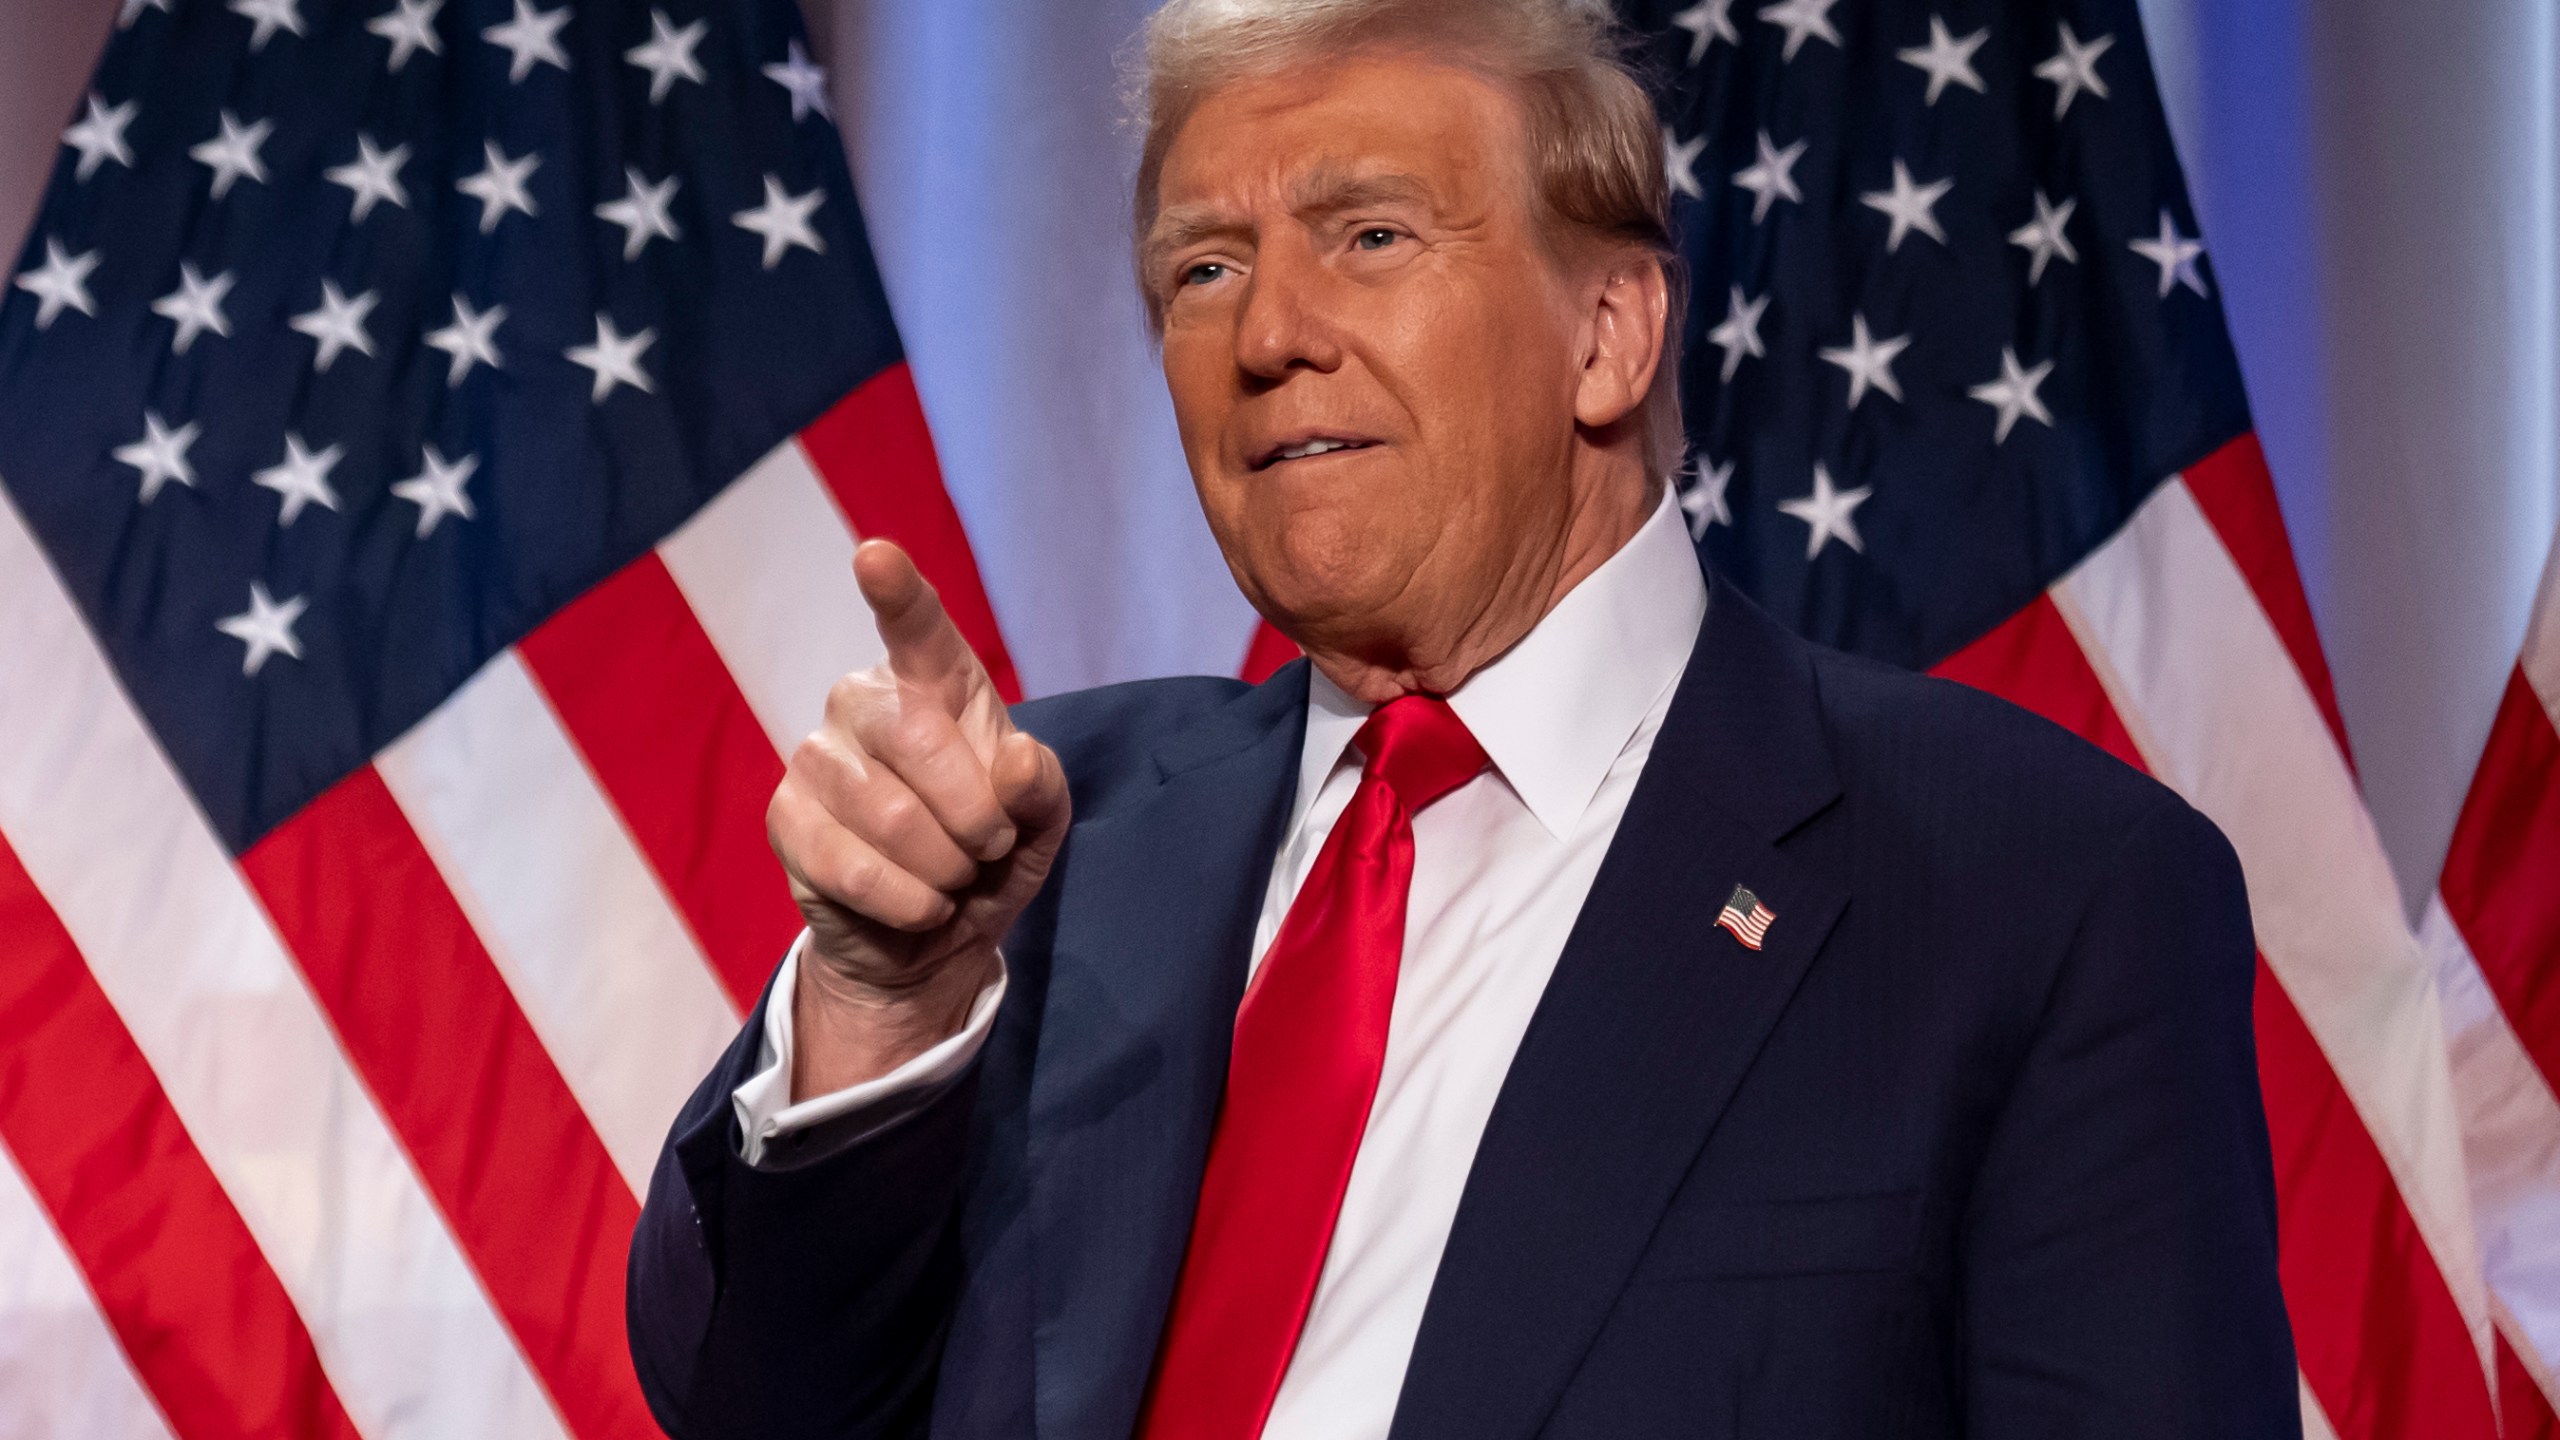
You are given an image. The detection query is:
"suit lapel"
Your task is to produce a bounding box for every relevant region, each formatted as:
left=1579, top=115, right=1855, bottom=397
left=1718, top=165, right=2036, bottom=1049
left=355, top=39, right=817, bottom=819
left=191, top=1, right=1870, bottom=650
left=1388, top=582, right=1850, bottom=1440
left=1026, top=666, right=1309, bottom=1440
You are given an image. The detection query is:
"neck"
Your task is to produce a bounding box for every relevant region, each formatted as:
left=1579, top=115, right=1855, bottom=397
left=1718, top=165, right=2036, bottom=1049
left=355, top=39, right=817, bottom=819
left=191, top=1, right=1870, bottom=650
left=1304, top=455, right=1659, bottom=704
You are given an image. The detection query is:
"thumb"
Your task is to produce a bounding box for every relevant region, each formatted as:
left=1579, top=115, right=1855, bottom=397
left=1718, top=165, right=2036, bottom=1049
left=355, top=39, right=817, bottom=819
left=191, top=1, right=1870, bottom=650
left=990, top=730, right=1070, bottom=845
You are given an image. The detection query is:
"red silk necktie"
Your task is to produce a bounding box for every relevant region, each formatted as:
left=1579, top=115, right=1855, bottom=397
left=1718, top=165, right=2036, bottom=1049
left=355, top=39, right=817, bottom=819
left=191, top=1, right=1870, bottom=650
left=1137, top=694, right=1489, bottom=1440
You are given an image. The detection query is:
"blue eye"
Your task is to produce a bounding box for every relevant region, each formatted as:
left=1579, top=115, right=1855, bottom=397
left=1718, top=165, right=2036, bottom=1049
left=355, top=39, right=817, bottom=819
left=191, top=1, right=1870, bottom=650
left=1354, top=228, right=1397, bottom=250
left=1181, top=262, right=1227, bottom=286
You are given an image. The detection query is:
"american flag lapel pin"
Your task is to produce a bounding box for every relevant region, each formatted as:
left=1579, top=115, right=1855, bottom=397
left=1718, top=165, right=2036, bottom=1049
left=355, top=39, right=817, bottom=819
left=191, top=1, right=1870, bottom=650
left=1715, top=884, right=1777, bottom=951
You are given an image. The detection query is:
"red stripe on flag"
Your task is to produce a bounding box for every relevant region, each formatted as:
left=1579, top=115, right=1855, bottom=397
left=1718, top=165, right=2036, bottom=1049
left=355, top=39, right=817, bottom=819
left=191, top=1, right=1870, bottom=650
left=1929, top=594, right=2143, bottom=771
left=2439, top=666, right=2560, bottom=1100
left=0, top=831, right=361, bottom=1440
left=520, top=553, right=800, bottom=1009
left=1241, top=621, right=1299, bottom=684
left=1937, top=584, right=2498, bottom=1438
left=240, top=769, right=653, bottom=1440
left=2256, top=963, right=2500, bottom=1439
left=2179, top=434, right=2356, bottom=762
left=2501, top=1330, right=2560, bottom=1440
left=800, top=362, right=1023, bottom=702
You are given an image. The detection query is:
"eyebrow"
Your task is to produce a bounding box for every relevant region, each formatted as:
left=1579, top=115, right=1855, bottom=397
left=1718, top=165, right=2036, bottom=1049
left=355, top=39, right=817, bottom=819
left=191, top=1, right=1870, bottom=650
left=1140, top=167, right=1439, bottom=280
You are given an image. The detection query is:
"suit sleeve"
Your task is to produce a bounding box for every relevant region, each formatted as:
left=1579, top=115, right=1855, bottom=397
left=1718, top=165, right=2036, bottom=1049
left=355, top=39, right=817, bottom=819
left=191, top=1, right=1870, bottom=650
left=627, top=979, right=979, bottom=1440
left=1960, top=795, right=2300, bottom=1438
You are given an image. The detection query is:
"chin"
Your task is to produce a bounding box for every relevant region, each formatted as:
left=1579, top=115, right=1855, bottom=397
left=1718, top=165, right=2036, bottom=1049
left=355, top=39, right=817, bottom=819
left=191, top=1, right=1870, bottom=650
left=1240, top=513, right=1410, bottom=620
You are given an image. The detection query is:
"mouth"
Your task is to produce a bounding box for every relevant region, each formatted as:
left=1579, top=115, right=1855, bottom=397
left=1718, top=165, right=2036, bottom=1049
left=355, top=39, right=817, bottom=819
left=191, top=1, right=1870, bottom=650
left=1248, top=433, right=1383, bottom=471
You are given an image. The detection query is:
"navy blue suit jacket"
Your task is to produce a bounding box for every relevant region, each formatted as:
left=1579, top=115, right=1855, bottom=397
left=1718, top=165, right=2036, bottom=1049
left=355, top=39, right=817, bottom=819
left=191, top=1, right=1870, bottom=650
left=627, top=579, right=2298, bottom=1439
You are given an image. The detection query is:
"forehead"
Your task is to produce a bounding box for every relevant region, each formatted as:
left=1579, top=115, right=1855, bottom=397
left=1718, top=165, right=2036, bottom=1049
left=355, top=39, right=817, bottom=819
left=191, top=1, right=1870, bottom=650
left=1152, top=51, right=1531, bottom=221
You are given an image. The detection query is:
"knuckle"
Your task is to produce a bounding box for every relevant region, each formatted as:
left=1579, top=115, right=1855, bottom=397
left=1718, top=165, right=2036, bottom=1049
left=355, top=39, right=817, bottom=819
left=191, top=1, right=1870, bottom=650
left=867, top=788, right=922, bottom=839
left=886, top=706, right=947, bottom=762
left=824, top=669, right=894, bottom=728
left=787, top=731, right=830, bottom=780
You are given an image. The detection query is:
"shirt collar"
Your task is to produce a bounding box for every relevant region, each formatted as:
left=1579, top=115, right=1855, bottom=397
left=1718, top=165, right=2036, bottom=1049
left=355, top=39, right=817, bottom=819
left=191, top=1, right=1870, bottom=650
left=1291, top=486, right=1708, bottom=841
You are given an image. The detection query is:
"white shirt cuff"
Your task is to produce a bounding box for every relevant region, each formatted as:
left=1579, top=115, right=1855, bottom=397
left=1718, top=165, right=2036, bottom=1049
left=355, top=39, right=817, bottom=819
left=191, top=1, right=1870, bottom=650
left=729, top=931, right=1008, bottom=1167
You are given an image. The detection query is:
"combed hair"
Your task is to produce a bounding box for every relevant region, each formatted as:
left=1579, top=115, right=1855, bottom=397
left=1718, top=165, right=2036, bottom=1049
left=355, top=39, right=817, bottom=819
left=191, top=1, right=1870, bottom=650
left=1128, top=0, right=1690, bottom=479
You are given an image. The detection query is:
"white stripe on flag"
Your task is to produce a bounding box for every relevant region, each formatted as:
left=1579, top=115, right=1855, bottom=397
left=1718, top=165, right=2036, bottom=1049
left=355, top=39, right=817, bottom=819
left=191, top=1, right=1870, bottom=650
left=2419, top=897, right=2560, bottom=1372
left=2525, top=534, right=2560, bottom=719
left=0, top=486, right=568, bottom=1440
left=2298, top=1374, right=2340, bottom=1440
left=0, top=1137, right=173, bottom=1440
left=661, top=435, right=885, bottom=755
left=377, top=649, right=745, bottom=1196
left=2052, top=475, right=2493, bottom=1362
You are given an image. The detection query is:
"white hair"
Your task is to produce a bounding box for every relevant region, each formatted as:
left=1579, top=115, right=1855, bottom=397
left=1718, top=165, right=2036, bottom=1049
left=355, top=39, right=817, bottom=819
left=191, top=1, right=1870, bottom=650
left=1127, top=0, right=1689, bottom=477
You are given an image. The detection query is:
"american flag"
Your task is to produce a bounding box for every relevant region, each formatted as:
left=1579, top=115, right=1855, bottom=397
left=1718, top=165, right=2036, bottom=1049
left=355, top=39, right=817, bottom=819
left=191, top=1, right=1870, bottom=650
left=1616, top=0, right=2549, bottom=1434
left=2426, top=527, right=2560, bottom=1440
left=1713, top=883, right=1776, bottom=950
left=0, top=0, right=1013, bottom=1434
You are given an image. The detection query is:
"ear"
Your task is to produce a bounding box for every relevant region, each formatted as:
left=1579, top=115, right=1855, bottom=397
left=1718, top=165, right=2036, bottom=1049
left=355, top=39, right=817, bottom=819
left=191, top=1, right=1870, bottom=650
left=1573, top=255, right=1670, bottom=431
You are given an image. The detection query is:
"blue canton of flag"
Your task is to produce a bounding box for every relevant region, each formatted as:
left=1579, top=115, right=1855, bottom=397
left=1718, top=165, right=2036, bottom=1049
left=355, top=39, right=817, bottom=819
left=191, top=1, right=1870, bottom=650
left=0, top=0, right=901, bottom=855
left=1623, top=0, right=2247, bottom=667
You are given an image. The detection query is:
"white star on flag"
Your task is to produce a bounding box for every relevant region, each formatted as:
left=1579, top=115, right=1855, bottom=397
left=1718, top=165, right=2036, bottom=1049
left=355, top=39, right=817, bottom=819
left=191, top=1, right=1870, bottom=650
left=1663, top=127, right=1707, bottom=202
left=1777, top=462, right=1872, bottom=558
left=1861, top=159, right=1952, bottom=253
left=215, top=582, right=308, bottom=675
left=1671, top=0, right=1738, bottom=63
left=61, top=94, right=137, bottom=182
left=2008, top=189, right=2079, bottom=284
left=762, top=38, right=832, bottom=122
left=2129, top=209, right=2210, bottom=297
left=732, top=174, right=826, bottom=269
left=150, top=262, right=235, bottom=355
left=1707, top=285, right=1769, bottom=382
left=457, top=141, right=540, bottom=233
left=391, top=445, right=479, bottom=536
left=112, top=410, right=200, bottom=503
left=1680, top=455, right=1735, bottom=538
left=227, top=0, right=304, bottom=52
left=366, top=0, right=444, bottom=70
left=424, top=294, right=506, bottom=385
left=1897, top=16, right=1988, bottom=104
left=566, top=313, right=656, bottom=402
left=290, top=280, right=379, bottom=372
left=1757, top=0, right=1842, bottom=61
left=1818, top=313, right=1911, bottom=410
left=326, top=135, right=412, bottom=223
left=253, top=432, right=344, bottom=526
left=118, top=0, right=171, bottom=28
left=14, top=238, right=100, bottom=330
left=596, top=167, right=682, bottom=260
left=627, top=8, right=708, bottom=104
left=482, top=0, right=570, bottom=83
left=2034, top=22, right=2113, bottom=119
left=1969, top=346, right=2057, bottom=443
left=1732, top=129, right=1806, bottom=224
left=190, top=110, right=272, bottom=201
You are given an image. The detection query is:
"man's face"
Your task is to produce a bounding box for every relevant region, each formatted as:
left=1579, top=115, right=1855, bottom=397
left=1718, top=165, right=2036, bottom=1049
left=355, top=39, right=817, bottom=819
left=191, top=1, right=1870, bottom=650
left=1146, top=53, right=1596, bottom=666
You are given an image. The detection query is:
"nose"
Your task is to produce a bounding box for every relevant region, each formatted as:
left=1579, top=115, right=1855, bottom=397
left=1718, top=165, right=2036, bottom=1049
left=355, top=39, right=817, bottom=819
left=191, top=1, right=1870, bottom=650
left=1232, top=242, right=1343, bottom=383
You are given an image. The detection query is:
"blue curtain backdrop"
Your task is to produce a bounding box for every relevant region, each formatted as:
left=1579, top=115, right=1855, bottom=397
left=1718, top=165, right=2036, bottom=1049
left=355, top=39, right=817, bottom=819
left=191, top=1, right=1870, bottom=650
left=3, top=0, right=2554, bottom=913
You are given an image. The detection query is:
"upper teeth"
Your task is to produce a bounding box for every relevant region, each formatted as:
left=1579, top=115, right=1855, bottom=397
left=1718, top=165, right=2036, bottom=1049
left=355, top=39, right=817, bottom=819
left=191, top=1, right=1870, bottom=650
left=1278, top=439, right=1358, bottom=461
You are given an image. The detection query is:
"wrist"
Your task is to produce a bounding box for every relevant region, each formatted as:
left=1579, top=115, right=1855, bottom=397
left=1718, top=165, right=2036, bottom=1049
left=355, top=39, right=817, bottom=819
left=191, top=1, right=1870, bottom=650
left=789, top=946, right=997, bottom=1100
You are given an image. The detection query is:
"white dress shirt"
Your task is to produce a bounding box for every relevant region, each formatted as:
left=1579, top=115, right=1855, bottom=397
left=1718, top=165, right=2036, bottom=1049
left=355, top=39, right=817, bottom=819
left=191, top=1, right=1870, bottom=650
left=734, top=488, right=1708, bottom=1438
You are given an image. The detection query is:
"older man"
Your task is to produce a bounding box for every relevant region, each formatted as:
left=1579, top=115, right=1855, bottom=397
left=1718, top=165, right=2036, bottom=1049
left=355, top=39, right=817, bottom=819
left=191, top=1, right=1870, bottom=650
left=626, top=1, right=2297, bottom=1437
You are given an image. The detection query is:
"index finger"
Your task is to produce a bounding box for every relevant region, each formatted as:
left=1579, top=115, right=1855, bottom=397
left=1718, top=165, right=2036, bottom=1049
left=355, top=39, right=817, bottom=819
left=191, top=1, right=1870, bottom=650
left=855, top=540, right=983, bottom=698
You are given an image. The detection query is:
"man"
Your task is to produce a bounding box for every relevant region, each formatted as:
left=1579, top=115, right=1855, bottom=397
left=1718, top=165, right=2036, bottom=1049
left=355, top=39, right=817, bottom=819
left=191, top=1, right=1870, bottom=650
left=627, top=1, right=2298, bottom=1435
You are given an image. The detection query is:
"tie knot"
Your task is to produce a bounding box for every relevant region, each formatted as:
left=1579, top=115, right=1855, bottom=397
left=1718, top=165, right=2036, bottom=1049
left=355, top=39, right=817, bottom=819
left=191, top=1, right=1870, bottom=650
left=1353, top=694, right=1488, bottom=813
